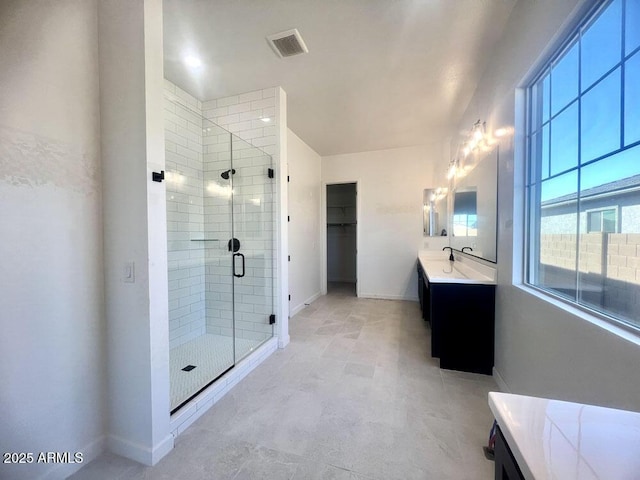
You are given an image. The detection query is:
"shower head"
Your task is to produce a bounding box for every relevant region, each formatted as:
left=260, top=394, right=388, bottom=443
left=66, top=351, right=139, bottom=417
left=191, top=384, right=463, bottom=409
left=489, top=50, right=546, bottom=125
left=220, top=168, right=236, bottom=180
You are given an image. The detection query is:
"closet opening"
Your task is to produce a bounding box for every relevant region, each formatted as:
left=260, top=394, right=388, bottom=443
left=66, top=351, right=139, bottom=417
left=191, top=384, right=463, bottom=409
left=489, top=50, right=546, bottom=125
left=326, top=183, right=357, bottom=297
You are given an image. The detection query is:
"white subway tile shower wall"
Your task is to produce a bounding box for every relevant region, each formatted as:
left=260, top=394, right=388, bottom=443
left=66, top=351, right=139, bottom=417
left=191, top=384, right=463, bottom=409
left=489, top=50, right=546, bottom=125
left=202, top=87, right=277, bottom=156
left=164, top=81, right=276, bottom=350
left=164, top=81, right=206, bottom=349
left=203, top=88, right=277, bottom=348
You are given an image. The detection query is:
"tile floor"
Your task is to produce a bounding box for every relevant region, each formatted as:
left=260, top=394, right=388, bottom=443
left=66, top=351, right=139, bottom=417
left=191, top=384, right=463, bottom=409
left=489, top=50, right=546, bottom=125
left=170, top=334, right=265, bottom=411
left=70, top=291, right=498, bottom=480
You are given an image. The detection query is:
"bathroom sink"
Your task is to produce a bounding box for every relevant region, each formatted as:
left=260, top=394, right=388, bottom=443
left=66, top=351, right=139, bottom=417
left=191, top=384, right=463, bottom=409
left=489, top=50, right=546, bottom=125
left=417, top=253, right=496, bottom=285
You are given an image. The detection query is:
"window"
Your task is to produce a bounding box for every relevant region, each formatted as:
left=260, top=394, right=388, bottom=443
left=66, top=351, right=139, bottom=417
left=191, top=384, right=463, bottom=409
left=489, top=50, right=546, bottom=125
left=526, top=0, right=640, bottom=329
left=586, top=208, right=618, bottom=233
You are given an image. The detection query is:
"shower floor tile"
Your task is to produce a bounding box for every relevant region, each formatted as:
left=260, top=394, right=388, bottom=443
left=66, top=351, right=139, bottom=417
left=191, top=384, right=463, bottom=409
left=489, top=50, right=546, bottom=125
left=170, top=334, right=263, bottom=411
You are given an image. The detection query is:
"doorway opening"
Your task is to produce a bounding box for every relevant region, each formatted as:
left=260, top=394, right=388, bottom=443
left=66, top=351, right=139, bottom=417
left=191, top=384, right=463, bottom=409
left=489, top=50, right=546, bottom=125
left=326, top=183, right=357, bottom=297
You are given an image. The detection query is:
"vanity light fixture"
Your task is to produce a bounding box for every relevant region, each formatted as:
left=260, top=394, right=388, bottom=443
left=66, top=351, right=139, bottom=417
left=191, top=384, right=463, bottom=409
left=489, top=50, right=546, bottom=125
left=447, top=159, right=458, bottom=180
left=464, top=120, right=486, bottom=154
left=448, top=120, right=488, bottom=181
left=472, top=120, right=485, bottom=141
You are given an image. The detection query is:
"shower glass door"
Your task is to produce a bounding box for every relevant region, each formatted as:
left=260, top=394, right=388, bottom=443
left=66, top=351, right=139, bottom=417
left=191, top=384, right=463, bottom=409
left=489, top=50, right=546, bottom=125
left=229, top=134, right=275, bottom=362
left=166, top=103, right=274, bottom=414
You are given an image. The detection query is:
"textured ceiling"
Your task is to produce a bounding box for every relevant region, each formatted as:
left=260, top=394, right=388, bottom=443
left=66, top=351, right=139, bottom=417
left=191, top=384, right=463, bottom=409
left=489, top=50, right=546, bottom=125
left=163, top=0, right=517, bottom=156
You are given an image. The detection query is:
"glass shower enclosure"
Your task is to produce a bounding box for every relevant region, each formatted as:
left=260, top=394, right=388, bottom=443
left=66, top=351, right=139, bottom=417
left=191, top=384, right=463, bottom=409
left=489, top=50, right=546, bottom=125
left=165, top=109, right=275, bottom=413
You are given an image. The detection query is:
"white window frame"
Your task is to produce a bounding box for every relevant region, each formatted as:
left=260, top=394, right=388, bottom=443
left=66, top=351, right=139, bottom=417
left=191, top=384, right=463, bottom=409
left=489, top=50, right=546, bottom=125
left=524, top=0, right=640, bottom=332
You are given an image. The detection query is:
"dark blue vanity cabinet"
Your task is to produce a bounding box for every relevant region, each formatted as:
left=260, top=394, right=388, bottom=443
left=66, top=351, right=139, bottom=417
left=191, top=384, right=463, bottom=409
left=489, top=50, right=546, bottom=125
left=494, top=426, right=525, bottom=480
left=417, top=263, right=495, bottom=375
left=417, top=263, right=430, bottom=322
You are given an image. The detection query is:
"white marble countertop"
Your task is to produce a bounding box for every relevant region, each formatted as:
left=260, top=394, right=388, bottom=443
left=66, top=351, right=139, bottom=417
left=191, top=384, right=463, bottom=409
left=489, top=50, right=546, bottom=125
left=489, top=392, right=640, bottom=480
left=418, top=250, right=496, bottom=285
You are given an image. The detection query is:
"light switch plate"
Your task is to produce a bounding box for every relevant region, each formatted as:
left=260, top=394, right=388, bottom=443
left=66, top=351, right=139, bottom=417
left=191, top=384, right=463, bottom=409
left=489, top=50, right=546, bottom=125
left=124, top=261, right=135, bottom=283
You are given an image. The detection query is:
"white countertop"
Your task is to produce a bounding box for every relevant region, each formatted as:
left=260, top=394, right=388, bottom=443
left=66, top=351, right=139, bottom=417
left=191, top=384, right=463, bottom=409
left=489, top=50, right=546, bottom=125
left=489, top=392, right=640, bottom=480
left=418, top=250, right=496, bottom=285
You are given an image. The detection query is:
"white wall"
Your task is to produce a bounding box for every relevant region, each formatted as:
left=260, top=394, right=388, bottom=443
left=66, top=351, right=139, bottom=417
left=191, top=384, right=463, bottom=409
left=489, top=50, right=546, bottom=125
left=99, top=0, right=172, bottom=465
left=322, top=144, right=443, bottom=300
left=287, top=129, right=322, bottom=315
left=0, top=1, right=105, bottom=479
left=454, top=0, right=640, bottom=410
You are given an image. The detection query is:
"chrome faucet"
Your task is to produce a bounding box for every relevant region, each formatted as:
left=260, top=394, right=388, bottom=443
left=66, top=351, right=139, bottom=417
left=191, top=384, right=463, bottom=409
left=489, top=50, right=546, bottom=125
left=461, top=246, right=473, bottom=253
left=442, top=246, right=454, bottom=261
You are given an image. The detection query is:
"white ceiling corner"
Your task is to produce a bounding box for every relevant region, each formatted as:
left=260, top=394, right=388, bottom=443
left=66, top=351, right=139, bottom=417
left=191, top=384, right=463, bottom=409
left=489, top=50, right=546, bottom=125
left=162, top=0, right=517, bottom=156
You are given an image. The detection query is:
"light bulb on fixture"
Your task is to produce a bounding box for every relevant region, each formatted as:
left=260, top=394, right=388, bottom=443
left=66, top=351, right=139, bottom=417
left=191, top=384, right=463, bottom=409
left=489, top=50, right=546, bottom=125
left=447, top=161, right=458, bottom=180
left=184, top=55, right=203, bottom=68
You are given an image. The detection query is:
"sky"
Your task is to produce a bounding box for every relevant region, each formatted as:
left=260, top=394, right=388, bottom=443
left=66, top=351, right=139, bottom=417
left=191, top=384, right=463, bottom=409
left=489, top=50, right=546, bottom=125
left=530, top=0, right=640, bottom=203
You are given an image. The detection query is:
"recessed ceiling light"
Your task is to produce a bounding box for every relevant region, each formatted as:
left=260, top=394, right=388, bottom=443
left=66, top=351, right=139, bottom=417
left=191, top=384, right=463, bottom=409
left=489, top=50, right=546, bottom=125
left=260, top=117, right=271, bottom=123
left=184, top=55, right=203, bottom=68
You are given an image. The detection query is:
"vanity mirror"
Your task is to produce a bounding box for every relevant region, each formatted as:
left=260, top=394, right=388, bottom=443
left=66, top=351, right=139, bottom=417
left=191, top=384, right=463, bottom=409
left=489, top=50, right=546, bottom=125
left=449, top=146, right=498, bottom=263
left=423, top=187, right=448, bottom=237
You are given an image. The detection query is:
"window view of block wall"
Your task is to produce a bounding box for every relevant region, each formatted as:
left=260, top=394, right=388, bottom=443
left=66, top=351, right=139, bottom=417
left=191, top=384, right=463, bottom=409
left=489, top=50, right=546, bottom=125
left=526, top=0, right=640, bottom=328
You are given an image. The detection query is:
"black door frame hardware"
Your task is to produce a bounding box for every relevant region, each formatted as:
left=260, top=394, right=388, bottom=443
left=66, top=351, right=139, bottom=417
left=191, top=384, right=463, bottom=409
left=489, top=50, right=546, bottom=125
left=152, top=170, right=165, bottom=182
left=269, top=314, right=276, bottom=325
left=228, top=238, right=241, bottom=252
left=233, top=253, right=245, bottom=278
left=268, top=168, right=274, bottom=178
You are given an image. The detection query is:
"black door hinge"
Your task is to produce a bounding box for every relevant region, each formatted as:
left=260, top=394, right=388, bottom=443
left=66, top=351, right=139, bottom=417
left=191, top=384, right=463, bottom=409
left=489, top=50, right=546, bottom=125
left=269, top=314, right=276, bottom=325
left=288, top=216, right=290, bottom=222
left=287, top=175, right=290, bottom=182
left=288, top=294, right=291, bottom=301
left=268, top=168, right=274, bottom=178
left=152, top=170, right=165, bottom=182
left=288, top=255, right=290, bottom=262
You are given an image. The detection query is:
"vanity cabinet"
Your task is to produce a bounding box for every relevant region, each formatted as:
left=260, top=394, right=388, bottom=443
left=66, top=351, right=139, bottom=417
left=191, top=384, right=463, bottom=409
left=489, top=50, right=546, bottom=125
left=431, top=281, right=495, bottom=374
left=417, top=259, right=495, bottom=375
left=494, top=426, right=525, bottom=480
left=417, top=263, right=430, bottom=323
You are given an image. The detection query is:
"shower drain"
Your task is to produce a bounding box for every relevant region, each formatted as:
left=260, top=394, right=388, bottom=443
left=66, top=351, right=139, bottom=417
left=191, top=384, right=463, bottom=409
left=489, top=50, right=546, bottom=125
left=181, top=365, right=196, bottom=372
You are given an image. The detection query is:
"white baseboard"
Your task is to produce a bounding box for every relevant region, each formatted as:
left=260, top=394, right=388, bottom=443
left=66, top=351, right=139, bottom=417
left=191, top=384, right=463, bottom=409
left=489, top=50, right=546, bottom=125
left=107, top=431, right=174, bottom=466
left=290, top=291, right=322, bottom=317
left=40, top=434, right=105, bottom=480
left=492, top=367, right=511, bottom=393
left=358, top=292, right=418, bottom=301
left=327, top=277, right=357, bottom=283
left=277, top=334, right=290, bottom=348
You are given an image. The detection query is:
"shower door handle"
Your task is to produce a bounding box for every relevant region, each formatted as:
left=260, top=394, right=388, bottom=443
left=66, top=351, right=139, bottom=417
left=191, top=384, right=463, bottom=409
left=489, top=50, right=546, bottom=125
left=233, top=253, right=245, bottom=278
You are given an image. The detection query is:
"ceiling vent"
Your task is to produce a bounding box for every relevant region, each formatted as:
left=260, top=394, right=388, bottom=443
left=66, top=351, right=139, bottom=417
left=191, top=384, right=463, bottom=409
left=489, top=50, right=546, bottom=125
left=267, top=28, right=308, bottom=58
